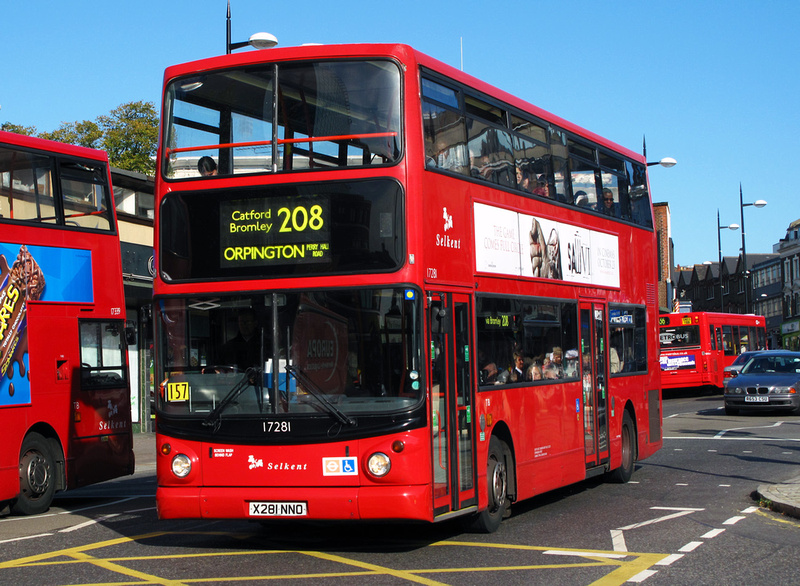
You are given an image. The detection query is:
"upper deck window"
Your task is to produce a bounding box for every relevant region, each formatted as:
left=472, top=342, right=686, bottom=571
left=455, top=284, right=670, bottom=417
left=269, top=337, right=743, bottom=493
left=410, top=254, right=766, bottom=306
left=420, top=70, right=654, bottom=229
left=163, top=59, right=402, bottom=179
left=0, top=145, right=113, bottom=231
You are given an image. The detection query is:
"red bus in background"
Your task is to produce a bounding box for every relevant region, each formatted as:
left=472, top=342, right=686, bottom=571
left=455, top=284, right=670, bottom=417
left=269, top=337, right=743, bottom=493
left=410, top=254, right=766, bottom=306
left=0, top=131, right=134, bottom=515
left=659, top=312, right=767, bottom=390
left=154, top=43, right=662, bottom=532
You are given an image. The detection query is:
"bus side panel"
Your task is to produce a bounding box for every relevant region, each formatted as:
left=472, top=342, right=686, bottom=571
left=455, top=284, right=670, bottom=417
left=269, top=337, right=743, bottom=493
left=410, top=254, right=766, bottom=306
left=0, top=414, right=28, bottom=503
left=606, top=378, right=662, bottom=471
left=69, top=382, right=135, bottom=488
left=26, top=306, right=133, bottom=491
left=479, top=381, right=585, bottom=504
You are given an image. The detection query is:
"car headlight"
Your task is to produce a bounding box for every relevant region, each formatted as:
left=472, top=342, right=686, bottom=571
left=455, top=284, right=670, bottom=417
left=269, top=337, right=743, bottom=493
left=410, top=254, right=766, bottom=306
left=367, top=452, right=391, bottom=477
left=171, top=454, right=192, bottom=478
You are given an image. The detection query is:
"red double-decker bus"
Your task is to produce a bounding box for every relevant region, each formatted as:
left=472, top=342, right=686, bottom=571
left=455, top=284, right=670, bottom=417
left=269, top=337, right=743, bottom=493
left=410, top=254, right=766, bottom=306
left=0, top=131, right=134, bottom=515
left=659, top=312, right=767, bottom=390
left=153, top=43, right=662, bottom=531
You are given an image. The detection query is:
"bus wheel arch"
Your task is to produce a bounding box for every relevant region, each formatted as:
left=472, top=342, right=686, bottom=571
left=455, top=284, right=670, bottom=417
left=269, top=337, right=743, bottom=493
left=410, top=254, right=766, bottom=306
left=608, top=405, right=637, bottom=483
left=468, top=429, right=514, bottom=533
left=11, top=429, right=64, bottom=516
left=490, top=424, right=516, bottom=502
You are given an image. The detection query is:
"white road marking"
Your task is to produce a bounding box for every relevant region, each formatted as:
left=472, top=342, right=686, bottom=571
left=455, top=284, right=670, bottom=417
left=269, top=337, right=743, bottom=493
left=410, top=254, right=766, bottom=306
left=612, top=508, right=703, bottom=552
left=0, top=533, right=54, bottom=544
left=544, top=550, right=628, bottom=559
left=655, top=553, right=684, bottom=566
left=628, top=569, right=658, bottom=582
left=59, top=514, right=120, bottom=533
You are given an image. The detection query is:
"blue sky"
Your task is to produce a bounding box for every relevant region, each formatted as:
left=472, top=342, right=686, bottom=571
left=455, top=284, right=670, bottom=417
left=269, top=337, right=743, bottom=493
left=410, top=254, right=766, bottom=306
left=2, top=1, right=798, bottom=267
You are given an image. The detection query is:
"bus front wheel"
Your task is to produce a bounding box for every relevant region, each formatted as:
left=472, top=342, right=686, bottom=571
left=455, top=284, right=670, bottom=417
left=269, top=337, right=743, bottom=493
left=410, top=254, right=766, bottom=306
left=469, top=436, right=509, bottom=533
left=12, top=433, right=57, bottom=516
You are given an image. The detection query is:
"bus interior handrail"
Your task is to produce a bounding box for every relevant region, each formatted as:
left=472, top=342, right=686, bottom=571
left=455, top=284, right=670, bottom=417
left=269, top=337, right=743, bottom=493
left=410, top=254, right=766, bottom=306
left=165, top=131, right=398, bottom=157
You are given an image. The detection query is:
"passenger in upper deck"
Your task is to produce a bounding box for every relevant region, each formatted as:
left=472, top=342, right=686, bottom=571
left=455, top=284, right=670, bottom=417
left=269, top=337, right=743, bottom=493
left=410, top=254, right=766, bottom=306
left=198, top=156, right=218, bottom=177
left=516, top=166, right=533, bottom=193
left=532, top=174, right=549, bottom=197
left=598, top=188, right=619, bottom=216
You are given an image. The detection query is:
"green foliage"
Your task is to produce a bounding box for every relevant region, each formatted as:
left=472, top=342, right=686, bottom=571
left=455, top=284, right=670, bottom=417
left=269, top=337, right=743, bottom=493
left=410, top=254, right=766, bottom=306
left=2, top=101, right=159, bottom=176
left=1, top=122, right=37, bottom=135
left=39, top=120, right=103, bottom=149
left=98, top=101, right=159, bottom=175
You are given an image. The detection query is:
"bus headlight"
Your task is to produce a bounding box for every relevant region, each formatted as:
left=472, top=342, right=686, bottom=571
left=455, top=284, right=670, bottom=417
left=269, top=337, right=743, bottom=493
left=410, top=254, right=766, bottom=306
left=171, top=454, right=192, bottom=478
left=367, top=452, right=391, bottom=477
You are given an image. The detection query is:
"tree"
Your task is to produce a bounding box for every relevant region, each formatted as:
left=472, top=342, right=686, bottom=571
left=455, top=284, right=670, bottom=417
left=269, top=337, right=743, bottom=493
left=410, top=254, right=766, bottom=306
left=39, top=120, right=102, bottom=149
left=1, top=122, right=36, bottom=135
left=98, top=101, right=159, bottom=175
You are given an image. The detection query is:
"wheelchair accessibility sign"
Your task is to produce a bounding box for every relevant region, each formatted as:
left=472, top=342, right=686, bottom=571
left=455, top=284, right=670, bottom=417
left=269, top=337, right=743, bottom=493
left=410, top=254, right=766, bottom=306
left=322, top=457, right=358, bottom=476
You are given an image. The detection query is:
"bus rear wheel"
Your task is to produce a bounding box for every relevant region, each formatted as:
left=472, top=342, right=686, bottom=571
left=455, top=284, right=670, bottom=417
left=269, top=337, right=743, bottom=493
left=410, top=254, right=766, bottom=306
left=469, top=436, right=509, bottom=533
left=12, top=433, right=57, bottom=516
left=608, top=411, right=635, bottom=483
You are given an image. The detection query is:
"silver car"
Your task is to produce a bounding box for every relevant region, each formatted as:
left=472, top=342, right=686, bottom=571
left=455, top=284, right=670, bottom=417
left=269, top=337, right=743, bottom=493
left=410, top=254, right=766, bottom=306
left=724, top=351, right=800, bottom=415
left=722, top=350, right=766, bottom=384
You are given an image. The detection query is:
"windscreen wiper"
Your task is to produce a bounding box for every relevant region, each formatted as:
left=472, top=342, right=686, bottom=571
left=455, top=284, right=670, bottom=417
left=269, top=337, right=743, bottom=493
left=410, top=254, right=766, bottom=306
left=285, top=364, right=356, bottom=427
left=202, top=367, right=262, bottom=432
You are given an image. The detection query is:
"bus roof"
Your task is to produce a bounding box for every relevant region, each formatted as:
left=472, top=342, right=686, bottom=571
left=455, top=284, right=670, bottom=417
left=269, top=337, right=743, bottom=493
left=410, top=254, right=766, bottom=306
left=161, top=43, right=645, bottom=165
left=0, top=129, right=109, bottom=161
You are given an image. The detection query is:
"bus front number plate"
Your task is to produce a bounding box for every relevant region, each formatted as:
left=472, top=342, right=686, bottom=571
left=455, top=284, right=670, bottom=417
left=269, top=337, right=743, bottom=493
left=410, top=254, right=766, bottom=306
left=248, top=501, right=308, bottom=517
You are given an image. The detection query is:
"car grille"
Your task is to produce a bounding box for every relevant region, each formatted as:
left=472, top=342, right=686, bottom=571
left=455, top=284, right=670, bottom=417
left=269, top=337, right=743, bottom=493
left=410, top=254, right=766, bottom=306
left=745, top=387, right=769, bottom=395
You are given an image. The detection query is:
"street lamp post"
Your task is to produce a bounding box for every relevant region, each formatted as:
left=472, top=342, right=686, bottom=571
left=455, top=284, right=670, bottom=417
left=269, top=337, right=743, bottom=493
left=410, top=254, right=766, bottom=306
left=646, top=157, right=677, bottom=168
left=226, top=1, right=278, bottom=54
left=717, top=209, right=739, bottom=313
left=738, top=183, right=767, bottom=314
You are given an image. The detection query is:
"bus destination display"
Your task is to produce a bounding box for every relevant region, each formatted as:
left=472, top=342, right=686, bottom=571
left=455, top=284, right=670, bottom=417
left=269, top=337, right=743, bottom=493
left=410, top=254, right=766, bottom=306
left=220, top=196, right=330, bottom=268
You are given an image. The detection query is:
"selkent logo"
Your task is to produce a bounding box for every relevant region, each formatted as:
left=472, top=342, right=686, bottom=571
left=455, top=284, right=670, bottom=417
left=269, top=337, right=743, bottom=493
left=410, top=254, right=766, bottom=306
left=436, top=206, right=461, bottom=249
left=322, top=457, right=358, bottom=476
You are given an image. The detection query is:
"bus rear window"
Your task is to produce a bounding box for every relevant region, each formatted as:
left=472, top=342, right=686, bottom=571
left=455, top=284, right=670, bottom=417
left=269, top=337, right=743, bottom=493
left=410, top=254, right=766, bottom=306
left=659, top=326, right=701, bottom=349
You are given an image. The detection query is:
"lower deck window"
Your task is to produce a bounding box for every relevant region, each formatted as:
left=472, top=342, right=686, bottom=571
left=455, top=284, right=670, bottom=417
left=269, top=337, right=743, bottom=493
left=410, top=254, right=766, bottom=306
left=80, top=320, right=127, bottom=389
left=476, top=296, right=579, bottom=385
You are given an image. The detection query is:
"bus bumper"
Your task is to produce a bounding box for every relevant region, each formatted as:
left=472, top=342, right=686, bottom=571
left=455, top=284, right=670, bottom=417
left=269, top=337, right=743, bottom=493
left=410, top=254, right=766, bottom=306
left=156, top=484, right=432, bottom=521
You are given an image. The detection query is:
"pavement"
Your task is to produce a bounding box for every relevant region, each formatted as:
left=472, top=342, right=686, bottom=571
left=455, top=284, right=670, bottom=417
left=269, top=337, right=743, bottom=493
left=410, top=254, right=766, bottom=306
left=131, top=431, right=800, bottom=520
left=133, top=432, right=157, bottom=472
left=757, top=476, right=800, bottom=519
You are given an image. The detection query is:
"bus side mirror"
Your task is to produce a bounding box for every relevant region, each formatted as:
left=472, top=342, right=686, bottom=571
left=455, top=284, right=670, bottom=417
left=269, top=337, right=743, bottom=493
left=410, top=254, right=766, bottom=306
left=125, top=321, right=137, bottom=346
left=430, top=305, right=450, bottom=334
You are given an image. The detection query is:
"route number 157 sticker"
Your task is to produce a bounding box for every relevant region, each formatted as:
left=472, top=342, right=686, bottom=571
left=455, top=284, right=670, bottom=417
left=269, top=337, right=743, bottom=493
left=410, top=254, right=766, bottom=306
left=166, top=381, right=189, bottom=402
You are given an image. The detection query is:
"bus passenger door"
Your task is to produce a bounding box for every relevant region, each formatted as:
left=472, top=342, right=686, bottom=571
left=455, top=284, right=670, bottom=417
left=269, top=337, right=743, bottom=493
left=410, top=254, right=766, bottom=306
left=429, top=292, right=476, bottom=517
left=580, top=302, right=610, bottom=469
left=712, top=325, right=722, bottom=383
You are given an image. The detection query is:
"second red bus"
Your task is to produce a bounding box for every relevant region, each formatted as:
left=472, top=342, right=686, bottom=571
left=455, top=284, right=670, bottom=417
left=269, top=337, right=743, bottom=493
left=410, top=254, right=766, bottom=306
left=0, top=131, right=134, bottom=515
left=659, top=312, right=767, bottom=390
